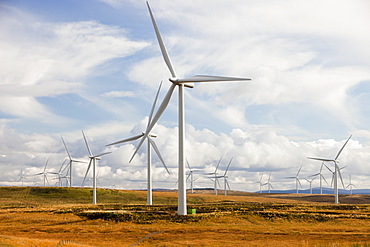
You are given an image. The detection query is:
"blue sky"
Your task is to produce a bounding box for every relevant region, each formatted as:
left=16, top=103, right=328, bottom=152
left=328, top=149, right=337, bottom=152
left=1, top=0, right=370, bottom=193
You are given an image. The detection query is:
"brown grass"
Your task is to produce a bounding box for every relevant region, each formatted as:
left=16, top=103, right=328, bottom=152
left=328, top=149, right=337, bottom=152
left=1, top=187, right=370, bottom=246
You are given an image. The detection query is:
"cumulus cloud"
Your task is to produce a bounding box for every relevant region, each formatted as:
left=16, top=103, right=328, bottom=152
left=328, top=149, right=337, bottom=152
left=0, top=5, right=149, bottom=125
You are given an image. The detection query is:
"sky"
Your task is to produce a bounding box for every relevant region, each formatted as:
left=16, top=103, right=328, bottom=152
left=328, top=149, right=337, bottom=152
left=1, top=0, right=370, bottom=193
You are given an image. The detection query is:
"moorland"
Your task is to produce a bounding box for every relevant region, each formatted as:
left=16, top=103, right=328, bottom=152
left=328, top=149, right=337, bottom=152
left=1, top=187, right=370, bottom=246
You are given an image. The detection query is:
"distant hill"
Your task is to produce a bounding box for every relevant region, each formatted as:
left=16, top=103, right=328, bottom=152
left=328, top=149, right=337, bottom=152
left=257, top=187, right=370, bottom=194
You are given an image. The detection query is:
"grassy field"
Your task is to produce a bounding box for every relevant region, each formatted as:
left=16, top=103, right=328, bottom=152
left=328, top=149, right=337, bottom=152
left=0, top=187, right=370, bottom=246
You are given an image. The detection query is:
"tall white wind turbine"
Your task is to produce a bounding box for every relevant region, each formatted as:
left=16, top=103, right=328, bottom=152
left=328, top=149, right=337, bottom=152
left=143, top=2, right=251, bottom=215
left=308, top=135, right=351, bottom=204
left=106, top=82, right=170, bottom=205
left=61, top=136, right=86, bottom=187
left=82, top=130, right=111, bottom=205
left=286, top=166, right=303, bottom=194
left=310, top=162, right=327, bottom=194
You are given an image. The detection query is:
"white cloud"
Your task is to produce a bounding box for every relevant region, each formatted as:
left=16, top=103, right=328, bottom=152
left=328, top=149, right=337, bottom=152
left=101, top=91, right=136, bottom=98
left=0, top=6, right=149, bottom=124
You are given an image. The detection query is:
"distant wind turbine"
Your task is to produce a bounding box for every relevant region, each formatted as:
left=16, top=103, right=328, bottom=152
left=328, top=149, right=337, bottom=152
left=204, top=157, right=223, bottom=195
left=310, top=162, right=328, bottom=194
left=18, top=168, right=27, bottom=186
left=304, top=176, right=316, bottom=194
left=286, top=165, right=303, bottom=194
left=263, top=172, right=274, bottom=193
left=34, top=158, right=52, bottom=187
left=186, top=159, right=202, bottom=194
left=106, top=82, right=170, bottom=205
left=308, top=135, right=351, bottom=204
left=256, top=174, right=264, bottom=193
left=61, top=136, right=86, bottom=187
left=82, top=130, right=111, bottom=205
left=346, top=174, right=356, bottom=195
left=136, top=2, right=251, bottom=215
left=214, top=158, right=233, bottom=196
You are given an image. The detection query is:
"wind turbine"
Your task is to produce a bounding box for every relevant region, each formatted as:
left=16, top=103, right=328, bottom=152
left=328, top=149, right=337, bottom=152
left=61, top=136, right=86, bottom=187
left=214, top=158, right=233, bottom=196
left=141, top=2, right=251, bottom=215
left=346, top=174, right=356, bottom=195
left=106, top=82, right=170, bottom=205
left=256, top=174, right=264, bottom=193
left=286, top=166, right=303, bottom=194
left=82, top=130, right=111, bottom=205
left=308, top=135, right=351, bottom=204
left=186, top=159, right=202, bottom=194
left=310, top=162, right=328, bottom=194
left=35, top=158, right=51, bottom=187
left=18, top=168, right=27, bottom=186
left=204, top=157, right=222, bottom=195
left=263, top=172, right=274, bottom=193
left=304, top=176, right=316, bottom=194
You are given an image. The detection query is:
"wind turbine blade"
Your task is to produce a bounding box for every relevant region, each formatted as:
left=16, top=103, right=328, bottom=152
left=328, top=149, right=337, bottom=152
left=106, top=133, right=144, bottom=147
left=320, top=162, right=325, bottom=172
left=270, top=183, right=274, bottom=190
left=61, top=136, right=72, bottom=160
left=226, top=179, right=231, bottom=191
left=146, top=1, right=177, bottom=78
left=130, top=83, right=176, bottom=157
left=224, top=157, right=233, bottom=176
left=148, top=137, right=170, bottom=174
left=186, top=159, right=192, bottom=170
left=146, top=83, right=176, bottom=135
left=268, top=172, right=271, bottom=182
left=82, top=130, right=93, bottom=156
left=82, top=159, right=92, bottom=186
left=297, top=178, right=302, bottom=188
left=335, top=135, right=352, bottom=160
left=59, top=159, right=67, bottom=173
left=44, top=158, right=49, bottom=172
left=320, top=174, right=328, bottom=184
left=176, top=75, right=251, bottom=83
left=336, top=164, right=346, bottom=189
left=216, top=178, right=221, bottom=188
left=147, top=81, right=162, bottom=130
left=297, top=165, right=303, bottom=176
left=186, top=172, right=191, bottom=182
left=310, top=173, right=320, bottom=177
left=324, top=164, right=334, bottom=173
left=307, top=157, right=334, bottom=162
left=93, top=152, right=112, bottom=158
left=215, top=157, right=222, bottom=173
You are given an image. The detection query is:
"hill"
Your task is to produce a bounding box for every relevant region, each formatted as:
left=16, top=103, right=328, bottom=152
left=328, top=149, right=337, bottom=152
left=1, top=186, right=370, bottom=246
